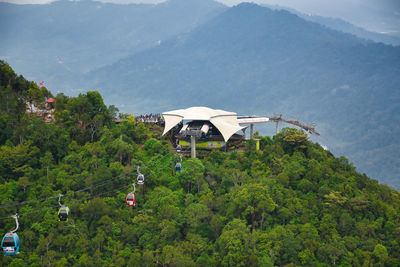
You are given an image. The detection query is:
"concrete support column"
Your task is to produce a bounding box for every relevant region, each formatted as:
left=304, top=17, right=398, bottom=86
left=250, top=124, right=254, bottom=140
left=190, top=135, right=196, bottom=158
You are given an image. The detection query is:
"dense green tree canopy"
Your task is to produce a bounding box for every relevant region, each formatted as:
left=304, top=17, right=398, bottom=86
left=0, top=62, right=399, bottom=266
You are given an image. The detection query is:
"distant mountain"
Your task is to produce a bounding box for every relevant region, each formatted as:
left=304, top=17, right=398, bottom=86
left=86, top=3, right=400, bottom=188
left=300, top=15, right=400, bottom=46
left=260, top=0, right=400, bottom=39
left=261, top=4, right=400, bottom=46
left=0, top=0, right=226, bottom=89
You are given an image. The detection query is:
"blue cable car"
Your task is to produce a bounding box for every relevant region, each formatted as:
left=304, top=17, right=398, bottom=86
left=1, top=232, right=20, bottom=255
left=175, top=162, right=182, bottom=173
left=1, top=214, right=20, bottom=256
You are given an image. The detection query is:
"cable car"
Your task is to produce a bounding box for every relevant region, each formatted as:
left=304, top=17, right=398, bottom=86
left=126, top=193, right=135, bottom=206
left=137, top=166, right=144, bottom=185
left=1, top=214, right=20, bottom=256
left=175, top=162, right=182, bottom=173
left=137, top=174, right=144, bottom=185
left=57, top=194, right=69, bottom=221
left=58, top=206, right=70, bottom=221
left=1, top=233, right=20, bottom=255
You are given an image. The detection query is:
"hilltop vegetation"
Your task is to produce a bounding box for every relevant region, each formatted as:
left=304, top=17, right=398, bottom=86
left=87, top=3, right=400, bottom=188
left=1, top=61, right=400, bottom=266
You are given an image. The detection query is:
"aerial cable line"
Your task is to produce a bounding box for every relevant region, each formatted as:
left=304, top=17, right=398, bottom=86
left=0, top=151, right=175, bottom=211
left=0, top=195, right=61, bottom=209
left=0, top=170, right=136, bottom=210
left=0, top=154, right=149, bottom=197
left=0, top=153, right=176, bottom=221
left=0, top=172, right=131, bottom=209
left=75, top=183, right=132, bottom=204
left=0, top=183, right=133, bottom=221
left=140, top=153, right=175, bottom=178
left=0, top=203, right=61, bottom=220
left=72, top=170, right=134, bottom=194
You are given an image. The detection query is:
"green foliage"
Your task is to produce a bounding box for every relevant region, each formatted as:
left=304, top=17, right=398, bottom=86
left=143, top=138, right=167, bottom=156
left=0, top=64, right=400, bottom=266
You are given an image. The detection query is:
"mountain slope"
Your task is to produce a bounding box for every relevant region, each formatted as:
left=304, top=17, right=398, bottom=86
left=0, top=0, right=226, bottom=88
left=87, top=3, right=400, bottom=188
left=1, top=62, right=400, bottom=266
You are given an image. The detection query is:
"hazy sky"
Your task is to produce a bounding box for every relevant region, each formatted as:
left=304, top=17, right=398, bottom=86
left=1, top=0, right=399, bottom=33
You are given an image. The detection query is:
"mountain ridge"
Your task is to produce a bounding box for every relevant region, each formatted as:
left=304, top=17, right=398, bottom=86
left=85, top=3, right=400, bottom=188
left=0, top=0, right=227, bottom=86
left=260, top=3, right=400, bottom=46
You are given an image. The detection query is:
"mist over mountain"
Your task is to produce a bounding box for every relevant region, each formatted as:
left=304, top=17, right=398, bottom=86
left=86, top=3, right=400, bottom=188
left=0, top=0, right=226, bottom=88
left=255, top=0, right=400, bottom=37
left=261, top=4, right=400, bottom=46
left=301, top=15, right=400, bottom=46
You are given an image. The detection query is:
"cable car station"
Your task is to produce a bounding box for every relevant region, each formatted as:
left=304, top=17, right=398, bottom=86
left=161, top=106, right=320, bottom=158
left=162, top=107, right=247, bottom=158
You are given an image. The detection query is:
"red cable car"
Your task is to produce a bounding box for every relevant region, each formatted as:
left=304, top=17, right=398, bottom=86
left=126, top=193, right=135, bottom=206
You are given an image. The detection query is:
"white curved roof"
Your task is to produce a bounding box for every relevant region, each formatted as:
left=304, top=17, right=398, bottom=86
left=162, top=106, right=245, bottom=142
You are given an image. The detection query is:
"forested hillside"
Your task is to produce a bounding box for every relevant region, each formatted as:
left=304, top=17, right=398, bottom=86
left=1, top=61, right=399, bottom=266
left=87, top=2, right=400, bottom=189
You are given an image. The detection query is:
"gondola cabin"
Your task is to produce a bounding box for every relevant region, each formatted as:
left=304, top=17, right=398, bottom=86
left=1, top=233, right=20, bottom=255
left=137, top=174, right=144, bottom=185
left=58, top=206, right=70, bottom=221
left=126, top=193, right=135, bottom=206
left=175, top=162, right=182, bottom=173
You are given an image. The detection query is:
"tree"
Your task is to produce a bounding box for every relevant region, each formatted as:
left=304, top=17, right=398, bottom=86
left=110, top=137, right=135, bottom=165
left=80, top=198, right=111, bottom=225
left=280, top=128, right=308, bottom=153
left=217, top=219, right=252, bottom=267
left=230, top=184, right=277, bottom=231
left=178, top=158, right=205, bottom=193
left=161, top=244, right=195, bottom=266
left=40, top=151, right=54, bottom=179
left=185, top=203, right=211, bottom=235
left=372, top=244, right=388, bottom=266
